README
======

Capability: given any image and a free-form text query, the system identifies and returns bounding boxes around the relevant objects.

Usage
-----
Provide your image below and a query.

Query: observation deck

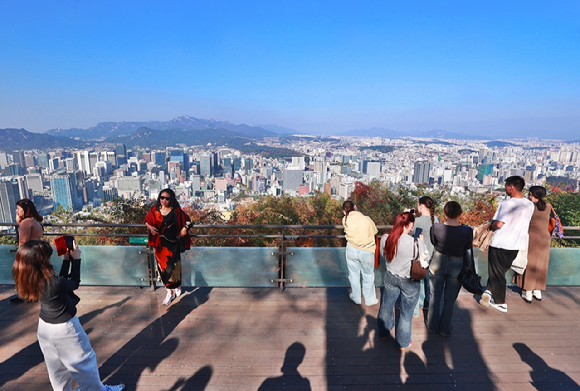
[1,223,579,390]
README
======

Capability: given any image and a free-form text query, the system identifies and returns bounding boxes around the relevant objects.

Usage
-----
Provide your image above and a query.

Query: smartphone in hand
[414,228,423,239]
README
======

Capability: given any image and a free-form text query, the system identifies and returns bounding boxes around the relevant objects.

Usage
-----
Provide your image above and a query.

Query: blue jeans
[345,244,377,305]
[377,269,420,348]
[427,251,463,336]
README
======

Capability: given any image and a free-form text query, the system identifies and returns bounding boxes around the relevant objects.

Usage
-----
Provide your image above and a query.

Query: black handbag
[178,236,186,253]
[410,238,427,281]
[458,247,483,295]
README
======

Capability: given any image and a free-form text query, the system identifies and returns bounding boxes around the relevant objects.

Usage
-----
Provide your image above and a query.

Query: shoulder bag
[549,204,564,238]
[458,247,484,295]
[410,238,427,281]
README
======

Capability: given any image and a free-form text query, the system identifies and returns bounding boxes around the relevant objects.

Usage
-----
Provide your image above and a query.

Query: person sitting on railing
[145,188,191,306]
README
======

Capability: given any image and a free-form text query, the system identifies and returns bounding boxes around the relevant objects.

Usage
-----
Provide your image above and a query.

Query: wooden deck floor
[1,284,579,391]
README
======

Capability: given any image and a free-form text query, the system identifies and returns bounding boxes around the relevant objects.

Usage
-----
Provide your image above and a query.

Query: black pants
[487,246,519,304]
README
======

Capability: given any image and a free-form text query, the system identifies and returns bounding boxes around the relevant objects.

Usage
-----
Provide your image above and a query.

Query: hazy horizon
[1,1,579,140]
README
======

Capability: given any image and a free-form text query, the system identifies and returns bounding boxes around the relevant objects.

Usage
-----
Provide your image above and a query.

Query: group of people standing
[342,176,555,350]
[8,177,557,388]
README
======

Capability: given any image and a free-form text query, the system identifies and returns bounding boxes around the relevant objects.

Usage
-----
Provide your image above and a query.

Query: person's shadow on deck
[162,365,213,391]
[258,342,311,391]
[99,285,212,390]
[513,342,580,391]
[0,296,131,388]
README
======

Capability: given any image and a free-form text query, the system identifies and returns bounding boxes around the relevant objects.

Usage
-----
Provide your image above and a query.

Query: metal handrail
[1,222,580,239]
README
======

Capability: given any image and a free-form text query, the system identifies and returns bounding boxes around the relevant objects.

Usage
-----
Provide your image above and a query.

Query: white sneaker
[174,287,182,297]
[349,293,361,305]
[532,290,542,301]
[480,290,492,308]
[489,300,508,313]
[521,290,533,303]
[365,299,379,306]
[162,290,175,305]
[104,384,126,391]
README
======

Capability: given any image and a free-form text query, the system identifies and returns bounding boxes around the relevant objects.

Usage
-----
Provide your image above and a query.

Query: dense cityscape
[1,135,579,227]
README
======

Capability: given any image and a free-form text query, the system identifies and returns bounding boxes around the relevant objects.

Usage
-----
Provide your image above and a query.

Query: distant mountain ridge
[47,115,277,140]
[254,124,300,135]
[0,128,86,151]
[339,127,404,138]
[340,127,490,140]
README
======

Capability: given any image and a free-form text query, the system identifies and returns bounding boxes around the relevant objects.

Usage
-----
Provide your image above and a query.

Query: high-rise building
[51,172,79,211]
[477,164,494,182]
[154,151,166,168]
[413,161,432,184]
[222,157,233,178]
[0,152,8,169]
[0,181,18,223]
[115,144,127,158]
[233,157,242,172]
[17,177,29,200]
[37,153,49,168]
[25,173,44,193]
[200,154,213,177]
[282,168,303,192]
[170,149,190,173]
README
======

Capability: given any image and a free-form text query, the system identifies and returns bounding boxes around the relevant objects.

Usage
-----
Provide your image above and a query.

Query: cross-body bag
[410,238,427,281]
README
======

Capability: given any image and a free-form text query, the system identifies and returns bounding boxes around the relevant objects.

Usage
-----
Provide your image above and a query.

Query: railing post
[269,227,293,291]
[148,245,157,291]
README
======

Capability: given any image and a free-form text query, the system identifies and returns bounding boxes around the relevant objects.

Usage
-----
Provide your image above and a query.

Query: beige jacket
[343,211,378,253]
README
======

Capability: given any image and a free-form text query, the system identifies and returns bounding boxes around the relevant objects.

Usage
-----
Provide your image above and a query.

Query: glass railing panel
[546,248,580,285]
[0,245,18,284]
[474,247,580,286]
[0,244,149,286]
[180,247,279,287]
[284,247,386,287]
[71,245,150,286]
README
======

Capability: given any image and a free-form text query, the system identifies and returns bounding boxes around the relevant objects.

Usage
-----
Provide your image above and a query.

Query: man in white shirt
[480,176,535,313]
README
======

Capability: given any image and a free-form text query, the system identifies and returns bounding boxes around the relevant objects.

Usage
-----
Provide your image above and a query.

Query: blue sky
[1,1,579,139]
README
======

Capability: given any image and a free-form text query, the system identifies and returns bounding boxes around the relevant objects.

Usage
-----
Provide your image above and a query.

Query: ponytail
[418,196,435,225]
[342,200,356,227]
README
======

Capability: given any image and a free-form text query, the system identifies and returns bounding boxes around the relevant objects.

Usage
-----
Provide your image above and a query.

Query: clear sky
[1,1,579,139]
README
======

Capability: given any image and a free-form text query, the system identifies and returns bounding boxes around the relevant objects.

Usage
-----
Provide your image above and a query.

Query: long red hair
[384,212,415,262]
[13,240,54,302]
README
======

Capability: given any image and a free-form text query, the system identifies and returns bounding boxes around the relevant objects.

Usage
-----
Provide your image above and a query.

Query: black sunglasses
[159,196,171,201]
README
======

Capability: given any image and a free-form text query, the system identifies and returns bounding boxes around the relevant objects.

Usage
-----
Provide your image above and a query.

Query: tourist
[12,240,125,391]
[377,211,427,349]
[513,186,553,303]
[145,189,191,305]
[427,201,473,336]
[412,196,439,316]
[342,200,379,306]
[480,176,534,313]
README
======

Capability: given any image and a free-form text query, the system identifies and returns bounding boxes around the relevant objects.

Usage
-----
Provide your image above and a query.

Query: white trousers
[345,244,377,304]
[37,316,105,391]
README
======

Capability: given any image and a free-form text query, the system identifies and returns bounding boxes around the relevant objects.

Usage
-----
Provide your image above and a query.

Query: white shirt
[490,197,535,250]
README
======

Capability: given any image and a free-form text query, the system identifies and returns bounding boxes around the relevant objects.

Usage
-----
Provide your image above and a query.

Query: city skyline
[1,1,579,139]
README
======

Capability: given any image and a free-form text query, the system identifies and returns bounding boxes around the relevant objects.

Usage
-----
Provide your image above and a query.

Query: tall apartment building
[413,161,432,184]
[0,181,18,223]
[51,172,80,211]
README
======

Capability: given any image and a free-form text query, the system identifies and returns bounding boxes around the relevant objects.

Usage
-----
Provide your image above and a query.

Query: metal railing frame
[2,222,579,291]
